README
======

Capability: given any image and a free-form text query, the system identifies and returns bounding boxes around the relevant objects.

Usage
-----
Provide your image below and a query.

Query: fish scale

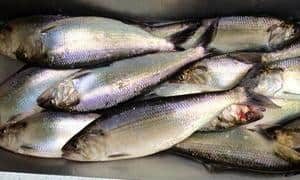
[219,16,282,29]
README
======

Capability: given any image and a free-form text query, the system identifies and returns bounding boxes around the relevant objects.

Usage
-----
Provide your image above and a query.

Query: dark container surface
[0,1,299,179]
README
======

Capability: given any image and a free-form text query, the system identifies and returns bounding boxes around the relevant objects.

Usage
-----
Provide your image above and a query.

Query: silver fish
[0,16,174,68]
[262,42,300,63]
[250,58,300,100]
[147,53,258,98]
[38,47,205,112]
[207,16,299,53]
[0,111,100,158]
[62,87,258,161]
[173,129,299,173]
[0,67,78,126]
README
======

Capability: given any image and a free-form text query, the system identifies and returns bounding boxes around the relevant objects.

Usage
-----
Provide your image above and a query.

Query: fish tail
[196,18,219,48]
[227,52,263,64]
[37,79,80,110]
[234,87,280,109]
[169,23,203,47]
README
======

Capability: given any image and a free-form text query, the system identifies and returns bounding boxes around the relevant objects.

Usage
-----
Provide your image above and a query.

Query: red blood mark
[237,110,247,122]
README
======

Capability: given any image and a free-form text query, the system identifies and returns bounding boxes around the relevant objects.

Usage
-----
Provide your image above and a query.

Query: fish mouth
[37,80,80,110]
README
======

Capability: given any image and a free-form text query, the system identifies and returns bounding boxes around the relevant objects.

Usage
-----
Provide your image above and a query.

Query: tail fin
[228,52,263,64]
[234,87,280,109]
[197,18,219,48]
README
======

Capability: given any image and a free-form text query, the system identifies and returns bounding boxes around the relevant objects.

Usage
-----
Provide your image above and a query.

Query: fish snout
[62,133,107,162]
[0,122,26,151]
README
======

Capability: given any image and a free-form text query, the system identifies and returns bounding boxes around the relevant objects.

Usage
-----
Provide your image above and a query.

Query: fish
[207,16,299,53]
[147,53,259,98]
[61,87,269,162]
[0,111,100,158]
[0,16,174,68]
[248,58,300,100]
[37,47,206,112]
[173,129,300,173]
[262,42,300,63]
[0,67,78,127]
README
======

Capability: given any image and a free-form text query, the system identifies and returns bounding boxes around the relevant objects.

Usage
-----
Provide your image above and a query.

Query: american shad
[61,87,273,161]
[38,47,205,112]
[0,16,174,68]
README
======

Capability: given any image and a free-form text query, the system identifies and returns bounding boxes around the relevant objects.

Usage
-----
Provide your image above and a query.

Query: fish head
[37,78,80,111]
[0,21,44,61]
[0,121,28,152]
[62,129,107,161]
[172,61,209,84]
[268,22,299,49]
[253,69,283,97]
[214,104,264,130]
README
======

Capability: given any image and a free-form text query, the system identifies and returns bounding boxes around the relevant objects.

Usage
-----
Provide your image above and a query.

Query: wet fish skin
[38,47,205,112]
[251,58,300,100]
[0,16,174,68]
[0,67,78,126]
[148,53,257,98]
[262,42,300,63]
[62,87,250,161]
[0,111,100,158]
[173,129,298,172]
[207,16,299,53]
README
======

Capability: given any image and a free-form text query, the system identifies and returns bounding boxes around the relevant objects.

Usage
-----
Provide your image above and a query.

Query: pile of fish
[0,15,300,173]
